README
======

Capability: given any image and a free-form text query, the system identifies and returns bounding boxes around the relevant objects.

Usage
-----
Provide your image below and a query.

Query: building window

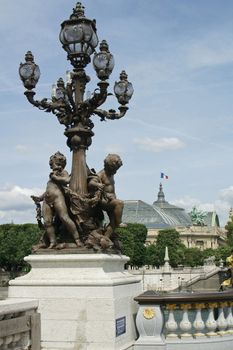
[196,240,204,250]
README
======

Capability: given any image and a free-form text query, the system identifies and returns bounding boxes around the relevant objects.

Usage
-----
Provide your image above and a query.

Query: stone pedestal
[8,254,142,350]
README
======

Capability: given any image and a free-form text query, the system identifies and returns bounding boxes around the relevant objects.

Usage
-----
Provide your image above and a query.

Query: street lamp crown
[100,40,109,52]
[70,2,85,19]
[25,51,34,62]
[120,70,128,81]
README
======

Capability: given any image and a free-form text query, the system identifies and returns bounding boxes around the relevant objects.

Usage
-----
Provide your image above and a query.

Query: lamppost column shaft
[69,71,89,195]
[70,147,88,194]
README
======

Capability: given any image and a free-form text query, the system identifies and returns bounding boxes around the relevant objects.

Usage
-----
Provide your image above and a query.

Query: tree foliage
[117,223,147,267]
[0,224,41,273]
[0,222,231,272]
[183,248,204,267]
[214,246,232,264]
[145,229,231,268]
[117,227,134,259]
[153,229,186,267]
[225,217,233,246]
[145,244,160,267]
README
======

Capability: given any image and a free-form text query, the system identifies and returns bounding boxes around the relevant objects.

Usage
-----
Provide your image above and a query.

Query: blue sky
[1,0,233,226]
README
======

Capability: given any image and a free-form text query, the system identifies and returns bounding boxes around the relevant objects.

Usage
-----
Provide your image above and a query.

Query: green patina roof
[122,183,220,229]
[122,184,192,229]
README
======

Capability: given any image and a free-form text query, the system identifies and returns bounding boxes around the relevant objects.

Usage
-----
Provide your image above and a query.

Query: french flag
[161,172,168,179]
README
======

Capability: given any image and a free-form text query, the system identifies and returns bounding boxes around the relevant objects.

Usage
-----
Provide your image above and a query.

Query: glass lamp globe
[19,51,40,90]
[114,71,134,105]
[93,40,114,80]
[59,2,98,68]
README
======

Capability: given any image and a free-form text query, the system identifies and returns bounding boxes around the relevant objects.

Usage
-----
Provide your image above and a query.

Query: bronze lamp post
[19,2,133,195]
[18,2,133,251]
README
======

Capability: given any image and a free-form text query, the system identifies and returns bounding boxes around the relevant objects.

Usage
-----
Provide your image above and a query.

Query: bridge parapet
[0,299,40,350]
[134,290,233,350]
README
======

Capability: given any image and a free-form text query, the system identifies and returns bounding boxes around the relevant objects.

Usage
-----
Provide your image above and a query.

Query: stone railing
[0,299,40,350]
[134,290,233,350]
[128,264,220,292]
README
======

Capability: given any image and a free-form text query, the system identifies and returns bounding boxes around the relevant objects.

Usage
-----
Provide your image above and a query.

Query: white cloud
[105,144,125,154]
[171,196,201,211]
[134,137,185,153]
[187,43,233,69]
[171,195,231,227]
[0,186,43,211]
[185,28,233,69]
[219,186,233,202]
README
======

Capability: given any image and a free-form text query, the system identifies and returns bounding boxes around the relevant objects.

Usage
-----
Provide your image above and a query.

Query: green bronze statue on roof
[190,206,207,226]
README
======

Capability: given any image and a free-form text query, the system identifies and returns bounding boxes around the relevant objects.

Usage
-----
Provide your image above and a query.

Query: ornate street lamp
[19,2,133,250]
[59,2,98,69]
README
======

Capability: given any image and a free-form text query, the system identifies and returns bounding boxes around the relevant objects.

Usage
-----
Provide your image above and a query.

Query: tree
[154,229,185,267]
[183,248,204,267]
[145,244,160,267]
[117,226,134,259]
[225,217,233,246]
[0,224,41,274]
[215,246,232,264]
[117,223,147,267]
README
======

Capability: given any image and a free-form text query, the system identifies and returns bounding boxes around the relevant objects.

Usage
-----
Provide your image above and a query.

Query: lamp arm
[24,90,73,126]
[93,105,128,121]
[82,81,109,111]
[66,83,76,110]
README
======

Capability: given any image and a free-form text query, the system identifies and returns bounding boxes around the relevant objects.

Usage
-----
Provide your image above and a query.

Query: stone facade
[147,225,226,249]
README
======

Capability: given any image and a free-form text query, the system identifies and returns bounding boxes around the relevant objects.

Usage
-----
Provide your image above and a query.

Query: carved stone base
[8,254,142,350]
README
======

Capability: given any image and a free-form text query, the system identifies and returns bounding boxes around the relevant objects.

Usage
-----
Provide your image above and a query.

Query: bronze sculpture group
[32,152,124,251]
[19,3,133,252]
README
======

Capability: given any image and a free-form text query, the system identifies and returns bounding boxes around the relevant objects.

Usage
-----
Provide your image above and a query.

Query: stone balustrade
[0,299,40,350]
[128,264,220,292]
[134,290,233,350]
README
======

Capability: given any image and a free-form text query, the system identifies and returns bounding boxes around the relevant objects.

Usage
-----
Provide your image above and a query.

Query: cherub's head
[104,154,122,175]
[49,151,66,171]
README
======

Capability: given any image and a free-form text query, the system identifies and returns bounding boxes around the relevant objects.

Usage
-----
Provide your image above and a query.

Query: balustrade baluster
[179,304,192,338]
[193,303,205,337]
[21,331,31,348]
[165,304,178,338]
[217,302,228,335]
[11,333,21,348]
[2,335,13,350]
[226,301,233,334]
[206,302,218,337]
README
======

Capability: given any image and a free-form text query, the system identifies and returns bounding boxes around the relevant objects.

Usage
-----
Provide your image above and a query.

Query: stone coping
[24,253,129,262]
[0,298,38,315]
[134,289,233,304]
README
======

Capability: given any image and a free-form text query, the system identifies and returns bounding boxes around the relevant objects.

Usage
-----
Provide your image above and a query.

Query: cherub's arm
[88,175,105,192]
[50,170,70,185]
[31,193,46,203]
